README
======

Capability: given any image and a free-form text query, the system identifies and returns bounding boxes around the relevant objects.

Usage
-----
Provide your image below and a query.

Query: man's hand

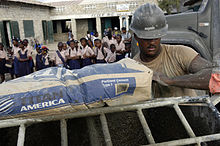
[152,72,171,86]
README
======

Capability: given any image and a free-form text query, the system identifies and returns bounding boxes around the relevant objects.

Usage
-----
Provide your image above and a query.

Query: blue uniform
[68,48,81,70]
[36,54,43,71]
[18,50,30,77]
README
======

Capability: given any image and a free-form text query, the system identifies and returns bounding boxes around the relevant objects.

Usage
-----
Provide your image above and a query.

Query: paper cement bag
[0,58,153,119]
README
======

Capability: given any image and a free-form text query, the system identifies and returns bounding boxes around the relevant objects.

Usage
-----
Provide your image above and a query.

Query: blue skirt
[0,59,6,75]
[96,59,106,64]
[14,57,19,75]
[82,58,92,67]
[18,61,30,77]
[116,54,125,62]
[69,59,81,70]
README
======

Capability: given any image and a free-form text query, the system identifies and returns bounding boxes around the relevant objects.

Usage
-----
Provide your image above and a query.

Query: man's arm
[153,55,213,90]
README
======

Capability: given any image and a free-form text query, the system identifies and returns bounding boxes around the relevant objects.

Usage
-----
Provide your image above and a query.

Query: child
[23,39,34,73]
[102,31,117,49]
[94,39,109,63]
[16,42,31,77]
[12,39,20,77]
[67,40,81,70]
[63,43,68,53]
[35,45,43,71]
[51,42,68,68]
[41,46,50,69]
[115,34,125,61]
[6,47,14,79]
[0,43,7,83]
[105,44,116,63]
[80,38,95,67]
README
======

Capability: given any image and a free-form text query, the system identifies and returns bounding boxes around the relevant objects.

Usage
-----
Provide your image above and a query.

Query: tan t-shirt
[134,44,199,98]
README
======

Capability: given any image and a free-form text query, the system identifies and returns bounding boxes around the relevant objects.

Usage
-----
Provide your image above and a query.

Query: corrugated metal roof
[7,0,55,7]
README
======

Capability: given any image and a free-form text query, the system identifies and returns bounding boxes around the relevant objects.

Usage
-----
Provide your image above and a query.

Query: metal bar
[17,124,26,146]
[60,119,68,146]
[137,109,155,144]
[0,96,211,129]
[100,113,112,146]
[86,117,102,146]
[143,133,220,146]
[173,104,201,146]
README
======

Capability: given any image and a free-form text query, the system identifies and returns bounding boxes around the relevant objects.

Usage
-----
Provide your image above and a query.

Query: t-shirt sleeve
[88,47,94,55]
[104,47,109,54]
[173,45,199,72]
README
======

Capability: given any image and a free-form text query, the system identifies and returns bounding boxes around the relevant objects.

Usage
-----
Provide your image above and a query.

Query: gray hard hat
[130,3,168,39]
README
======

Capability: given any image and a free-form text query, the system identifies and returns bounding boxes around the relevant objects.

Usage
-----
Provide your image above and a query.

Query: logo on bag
[21,98,65,112]
[0,96,14,114]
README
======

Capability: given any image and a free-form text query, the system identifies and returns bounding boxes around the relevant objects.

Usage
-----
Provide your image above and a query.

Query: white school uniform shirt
[121,32,131,41]
[95,46,109,60]
[43,54,50,66]
[69,47,82,58]
[92,36,98,44]
[52,49,68,65]
[102,36,117,49]
[25,45,33,54]
[105,51,116,63]
[16,48,31,59]
[0,49,8,59]
[115,41,125,55]
[12,46,20,58]
[81,45,94,59]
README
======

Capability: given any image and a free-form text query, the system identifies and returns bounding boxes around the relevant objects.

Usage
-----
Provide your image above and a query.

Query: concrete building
[0,0,158,47]
[0,0,54,47]
[50,0,158,41]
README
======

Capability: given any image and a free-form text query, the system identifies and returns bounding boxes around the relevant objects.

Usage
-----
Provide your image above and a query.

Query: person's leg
[0,74,5,83]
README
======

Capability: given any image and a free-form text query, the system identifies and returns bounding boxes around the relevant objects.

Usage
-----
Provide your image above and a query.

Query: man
[121,27,132,43]
[130,3,212,98]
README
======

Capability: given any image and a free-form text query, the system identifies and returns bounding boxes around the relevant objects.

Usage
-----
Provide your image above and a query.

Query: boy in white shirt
[105,44,116,63]
[94,39,109,63]
[115,35,125,61]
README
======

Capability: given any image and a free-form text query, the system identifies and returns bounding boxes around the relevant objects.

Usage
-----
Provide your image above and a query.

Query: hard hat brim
[130,24,168,39]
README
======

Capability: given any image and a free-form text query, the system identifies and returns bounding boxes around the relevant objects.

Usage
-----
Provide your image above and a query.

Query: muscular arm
[154,55,213,90]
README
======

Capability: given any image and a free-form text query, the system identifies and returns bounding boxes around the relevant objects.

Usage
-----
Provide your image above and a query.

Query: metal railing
[0,96,220,146]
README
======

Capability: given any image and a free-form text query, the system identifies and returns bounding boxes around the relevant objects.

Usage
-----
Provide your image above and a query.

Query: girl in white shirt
[80,38,95,67]
[67,40,81,69]
[0,43,8,83]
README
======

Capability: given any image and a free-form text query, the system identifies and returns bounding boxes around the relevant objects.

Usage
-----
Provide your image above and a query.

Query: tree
[158,0,181,14]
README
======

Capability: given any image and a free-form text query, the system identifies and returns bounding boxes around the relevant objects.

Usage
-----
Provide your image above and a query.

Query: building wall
[50,0,158,40]
[50,0,158,19]
[76,19,88,40]
[0,2,51,44]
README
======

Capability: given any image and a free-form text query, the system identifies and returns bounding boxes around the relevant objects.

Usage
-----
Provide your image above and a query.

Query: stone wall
[0,2,51,44]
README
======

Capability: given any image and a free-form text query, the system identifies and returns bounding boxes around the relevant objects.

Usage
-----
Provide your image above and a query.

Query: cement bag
[0,58,153,119]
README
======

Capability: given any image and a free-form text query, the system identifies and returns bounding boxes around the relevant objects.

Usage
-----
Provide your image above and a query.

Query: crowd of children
[0,27,131,83]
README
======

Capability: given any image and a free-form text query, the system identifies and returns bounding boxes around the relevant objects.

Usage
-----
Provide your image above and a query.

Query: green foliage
[158,0,181,14]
